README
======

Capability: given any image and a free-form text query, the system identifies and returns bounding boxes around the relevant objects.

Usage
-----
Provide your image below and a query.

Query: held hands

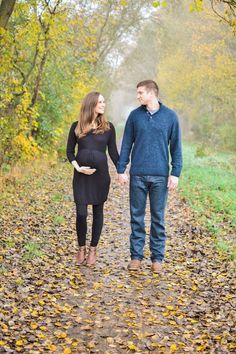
[167,175,179,191]
[71,160,96,175]
[118,173,129,185]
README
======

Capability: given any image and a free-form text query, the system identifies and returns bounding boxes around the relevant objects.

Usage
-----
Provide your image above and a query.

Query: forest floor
[0,161,235,353]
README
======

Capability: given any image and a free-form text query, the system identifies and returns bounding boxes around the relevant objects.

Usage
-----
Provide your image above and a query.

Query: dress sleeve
[66,122,77,162]
[107,122,119,167]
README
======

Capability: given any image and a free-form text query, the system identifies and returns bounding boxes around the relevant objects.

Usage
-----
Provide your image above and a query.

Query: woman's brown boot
[76,246,86,265]
[86,246,97,266]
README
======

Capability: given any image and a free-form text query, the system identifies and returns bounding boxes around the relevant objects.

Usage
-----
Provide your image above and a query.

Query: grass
[179,144,236,259]
[53,215,66,225]
[22,241,45,260]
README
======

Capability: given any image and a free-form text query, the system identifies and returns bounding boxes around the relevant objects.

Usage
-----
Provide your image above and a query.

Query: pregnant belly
[76,150,108,170]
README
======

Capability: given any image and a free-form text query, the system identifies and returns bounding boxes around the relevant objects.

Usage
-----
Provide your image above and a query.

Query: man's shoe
[127,259,141,271]
[151,261,162,273]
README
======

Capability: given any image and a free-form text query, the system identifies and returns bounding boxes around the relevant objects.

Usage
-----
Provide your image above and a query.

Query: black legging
[76,203,104,247]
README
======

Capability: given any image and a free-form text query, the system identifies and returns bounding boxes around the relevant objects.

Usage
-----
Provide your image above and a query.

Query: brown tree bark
[0,0,16,29]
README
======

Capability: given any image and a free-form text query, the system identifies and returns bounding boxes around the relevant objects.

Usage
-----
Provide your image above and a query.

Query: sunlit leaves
[189,0,203,12]
[0,160,235,352]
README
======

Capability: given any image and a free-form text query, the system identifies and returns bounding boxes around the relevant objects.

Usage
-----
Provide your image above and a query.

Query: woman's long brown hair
[75,91,110,138]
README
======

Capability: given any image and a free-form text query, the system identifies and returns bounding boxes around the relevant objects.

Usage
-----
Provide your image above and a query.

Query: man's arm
[168,114,183,191]
[117,114,134,174]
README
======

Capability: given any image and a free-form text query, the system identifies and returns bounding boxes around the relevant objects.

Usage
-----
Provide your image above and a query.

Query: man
[117,80,182,272]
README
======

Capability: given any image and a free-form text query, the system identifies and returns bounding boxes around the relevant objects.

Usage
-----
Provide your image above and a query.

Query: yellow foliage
[12,134,41,161]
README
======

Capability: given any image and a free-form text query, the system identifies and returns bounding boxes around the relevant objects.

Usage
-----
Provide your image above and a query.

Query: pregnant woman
[66,91,119,266]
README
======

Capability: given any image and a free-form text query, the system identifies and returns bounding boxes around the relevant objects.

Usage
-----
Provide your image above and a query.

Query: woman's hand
[78,166,96,175]
[71,160,96,175]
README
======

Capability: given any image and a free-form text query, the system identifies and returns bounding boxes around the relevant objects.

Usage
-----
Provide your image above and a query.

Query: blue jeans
[129,175,168,262]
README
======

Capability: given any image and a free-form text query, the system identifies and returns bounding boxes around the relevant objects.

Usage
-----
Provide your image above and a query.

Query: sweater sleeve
[169,114,183,177]
[66,122,77,163]
[116,113,134,173]
[107,122,119,167]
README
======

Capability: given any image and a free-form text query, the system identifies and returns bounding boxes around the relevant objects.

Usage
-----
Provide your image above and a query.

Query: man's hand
[167,175,179,191]
[118,173,128,185]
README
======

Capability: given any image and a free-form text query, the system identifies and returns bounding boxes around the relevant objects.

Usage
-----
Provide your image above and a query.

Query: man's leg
[129,176,148,262]
[149,176,168,264]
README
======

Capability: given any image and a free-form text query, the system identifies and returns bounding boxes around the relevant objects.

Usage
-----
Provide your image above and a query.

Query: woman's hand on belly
[72,160,96,175]
[78,166,96,175]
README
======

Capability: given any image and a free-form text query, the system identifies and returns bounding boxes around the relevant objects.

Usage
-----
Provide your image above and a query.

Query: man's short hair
[136,80,159,97]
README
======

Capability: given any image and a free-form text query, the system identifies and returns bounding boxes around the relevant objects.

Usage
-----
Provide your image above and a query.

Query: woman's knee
[76,204,88,217]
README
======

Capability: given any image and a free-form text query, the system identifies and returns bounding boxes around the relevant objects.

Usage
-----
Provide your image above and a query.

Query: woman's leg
[86,203,104,266]
[76,204,88,246]
[90,203,104,247]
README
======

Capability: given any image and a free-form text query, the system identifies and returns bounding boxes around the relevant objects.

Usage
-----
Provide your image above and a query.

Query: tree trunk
[0,0,16,29]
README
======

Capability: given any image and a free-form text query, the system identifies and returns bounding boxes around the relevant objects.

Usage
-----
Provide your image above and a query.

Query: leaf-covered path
[0,161,235,353]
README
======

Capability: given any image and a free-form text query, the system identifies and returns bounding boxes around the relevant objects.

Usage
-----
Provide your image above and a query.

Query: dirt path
[0,161,235,353]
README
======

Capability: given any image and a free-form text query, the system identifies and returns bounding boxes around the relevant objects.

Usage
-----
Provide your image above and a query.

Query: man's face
[136,86,152,105]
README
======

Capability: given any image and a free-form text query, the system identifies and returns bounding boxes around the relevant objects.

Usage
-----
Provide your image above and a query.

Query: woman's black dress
[66,121,119,205]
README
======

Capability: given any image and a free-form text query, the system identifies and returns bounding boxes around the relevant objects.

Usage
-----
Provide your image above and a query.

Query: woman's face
[94,94,105,116]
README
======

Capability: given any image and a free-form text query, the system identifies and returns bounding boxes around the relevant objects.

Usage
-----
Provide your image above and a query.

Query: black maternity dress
[66,121,119,205]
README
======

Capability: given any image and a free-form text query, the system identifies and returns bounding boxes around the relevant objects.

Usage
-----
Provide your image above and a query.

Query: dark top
[117,103,183,177]
[66,121,119,204]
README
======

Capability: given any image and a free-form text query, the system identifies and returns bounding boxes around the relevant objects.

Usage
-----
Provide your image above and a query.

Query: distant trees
[0,0,153,167]
[156,2,236,150]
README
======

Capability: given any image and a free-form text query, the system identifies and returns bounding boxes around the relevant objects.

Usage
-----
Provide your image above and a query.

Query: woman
[66,91,119,266]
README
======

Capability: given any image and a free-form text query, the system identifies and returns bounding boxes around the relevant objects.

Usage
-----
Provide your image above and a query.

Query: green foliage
[179,144,236,257]
[53,215,66,225]
[52,193,64,202]
[195,144,209,158]
[1,0,151,167]
[22,241,45,260]
[157,2,236,151]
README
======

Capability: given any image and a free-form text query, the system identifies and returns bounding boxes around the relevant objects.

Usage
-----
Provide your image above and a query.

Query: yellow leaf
[16,340,23,346]
[93,282,103,289]
[63,349,72,354]
[197,346,206,351]
[40,326,48,331]
[54,322,62,327]
[166,305,174,310]
[127,342,138,350]
[30,323,38,329]
[47,344,57,351]
[87,342,96,348]
[55,331,67,339]
[170,343,178,351]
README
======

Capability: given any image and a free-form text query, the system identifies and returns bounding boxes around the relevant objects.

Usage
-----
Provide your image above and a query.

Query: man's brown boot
[86,246,97,266]
[151,261,162,273]
[76,246,86,266]
[127,259,141,271]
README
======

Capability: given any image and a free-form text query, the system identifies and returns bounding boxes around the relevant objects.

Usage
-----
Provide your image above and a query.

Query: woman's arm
[66,122,96,175]
[66,122,77,163]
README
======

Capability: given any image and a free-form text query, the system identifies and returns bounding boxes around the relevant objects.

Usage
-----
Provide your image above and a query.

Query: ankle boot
[76,246,86,265]
[86,246,96,266]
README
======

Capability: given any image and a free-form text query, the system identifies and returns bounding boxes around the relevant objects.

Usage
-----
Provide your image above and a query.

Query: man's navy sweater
[117,103,183,177]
